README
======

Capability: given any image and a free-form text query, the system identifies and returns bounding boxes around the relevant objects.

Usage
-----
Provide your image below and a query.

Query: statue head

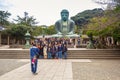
[61,9,69,21]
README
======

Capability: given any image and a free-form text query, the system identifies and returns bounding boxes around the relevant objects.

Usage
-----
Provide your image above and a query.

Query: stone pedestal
[52,34,79,38]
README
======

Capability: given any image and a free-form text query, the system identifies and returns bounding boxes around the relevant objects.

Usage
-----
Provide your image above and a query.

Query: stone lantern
[25,31,31,48]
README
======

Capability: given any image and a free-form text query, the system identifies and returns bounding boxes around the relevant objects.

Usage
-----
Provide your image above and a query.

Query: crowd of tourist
[30,38,69,74]
[33,38,69,59]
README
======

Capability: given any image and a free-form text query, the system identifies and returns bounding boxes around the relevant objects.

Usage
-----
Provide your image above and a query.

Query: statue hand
[57,32,62,35]
[68,31,73,35]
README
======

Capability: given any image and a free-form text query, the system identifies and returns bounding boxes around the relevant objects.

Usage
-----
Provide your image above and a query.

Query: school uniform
[30,46,39,73]
[63,45,68,59]
[55,45,58,58]
[51,46,56,59]
[47,47,52,59]
[58,45,63,59]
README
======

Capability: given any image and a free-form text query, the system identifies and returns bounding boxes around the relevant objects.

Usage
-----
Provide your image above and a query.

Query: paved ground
[72,59,120,80]
[0,59,29,76]
[0,59,120,80]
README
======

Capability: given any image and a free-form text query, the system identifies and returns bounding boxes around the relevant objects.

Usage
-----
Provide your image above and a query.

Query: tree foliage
[0,10,11,26]
[93,0,120,5]
[14,12,38,27]
[32,26,43,36]
[10,24,30,39]
[46,25,56,35]
[93,0,120,10]
[71,8,104,28]
[32,25,56,36]
[85,5,120,42]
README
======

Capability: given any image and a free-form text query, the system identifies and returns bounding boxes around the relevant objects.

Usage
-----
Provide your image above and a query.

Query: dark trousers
[31,59,38,73]
[58,51,62,59]
[63,52,67,59]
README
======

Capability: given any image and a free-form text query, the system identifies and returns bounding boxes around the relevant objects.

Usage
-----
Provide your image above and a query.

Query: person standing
[30,43,39,74]
[63,44,68,59]
[51,45,56,59]
[43,45,47,59]
[47,44,52,59]
[58,42,63,59]
[55,42,58,59]
[39,44,44,59]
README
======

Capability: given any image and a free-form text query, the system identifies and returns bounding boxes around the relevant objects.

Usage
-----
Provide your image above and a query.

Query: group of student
[38,41,68,59]
[30,38,68,74]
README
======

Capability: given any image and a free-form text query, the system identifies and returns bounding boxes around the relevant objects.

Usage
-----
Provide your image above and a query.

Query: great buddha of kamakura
[53,9,79,37]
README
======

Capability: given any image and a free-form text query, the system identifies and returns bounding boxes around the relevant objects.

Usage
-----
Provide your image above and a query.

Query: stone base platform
[0,48,120,59]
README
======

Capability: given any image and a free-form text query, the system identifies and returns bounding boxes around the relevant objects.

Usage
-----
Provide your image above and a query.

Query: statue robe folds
[55,19,75,35]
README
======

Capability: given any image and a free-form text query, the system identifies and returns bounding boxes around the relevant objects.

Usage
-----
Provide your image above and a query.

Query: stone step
[0,49,120,59]
[68,54,120,56]
[68,57,120,59]
[68,51,120,54]
[67,49,120,59]
[68,55,120,57]
[68,53,120,55]
[68,50,120,53]
[0,55,29,59]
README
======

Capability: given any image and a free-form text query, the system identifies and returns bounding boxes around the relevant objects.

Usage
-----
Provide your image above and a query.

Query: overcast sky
[0,0,102,26]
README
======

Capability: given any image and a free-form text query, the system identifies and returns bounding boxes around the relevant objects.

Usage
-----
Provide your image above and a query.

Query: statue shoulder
[55,20,61,24]
[55,20,61,26]
[69,19,75,23]
[68,19,75,26]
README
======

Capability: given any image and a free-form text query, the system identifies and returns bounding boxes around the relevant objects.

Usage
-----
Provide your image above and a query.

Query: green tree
[32,26,43,36]
[93,0,120,10]
[0,10,11,26]
[33,25,56,36]
[47,25,56,35]
[14,12,38,27]
[85,5,120,48]
[10,24,31,43]
[71,8,104,28]
[93,0,120,5]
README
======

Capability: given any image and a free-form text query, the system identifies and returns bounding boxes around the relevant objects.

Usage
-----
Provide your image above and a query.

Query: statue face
[61,10,69,21]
